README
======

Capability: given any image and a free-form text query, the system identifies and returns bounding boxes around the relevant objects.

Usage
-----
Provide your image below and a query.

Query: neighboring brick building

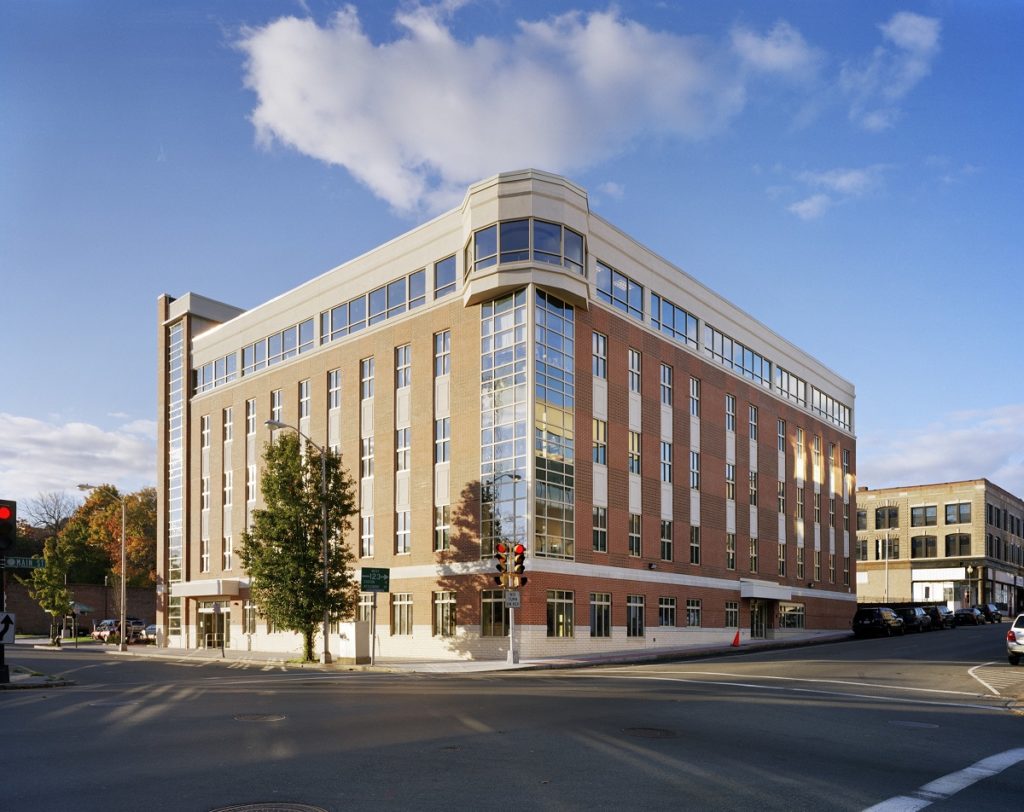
[157,170,857,660]
[855,479,1024,613]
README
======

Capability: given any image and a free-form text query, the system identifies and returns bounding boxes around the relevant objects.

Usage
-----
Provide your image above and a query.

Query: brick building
[157,170,857,660]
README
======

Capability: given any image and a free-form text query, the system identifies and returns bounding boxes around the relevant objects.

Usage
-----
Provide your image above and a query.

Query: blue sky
[2,0,1022,509]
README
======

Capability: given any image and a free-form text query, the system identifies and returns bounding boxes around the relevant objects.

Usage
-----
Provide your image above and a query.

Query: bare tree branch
[24,491,76,533]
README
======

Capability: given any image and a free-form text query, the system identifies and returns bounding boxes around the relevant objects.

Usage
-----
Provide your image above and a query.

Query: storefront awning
[169,579,245,598]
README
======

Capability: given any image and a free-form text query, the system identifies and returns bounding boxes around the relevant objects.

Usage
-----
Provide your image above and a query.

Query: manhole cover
[624,727,677,739]
[889,721,939,729]
[209,805,327,812]
[234,713,286,722]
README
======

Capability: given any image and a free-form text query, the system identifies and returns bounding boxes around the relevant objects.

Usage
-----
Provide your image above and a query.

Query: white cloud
[788,193,831,220]
[857,404,1024,498]
[731,20,822,80]
[0,413,156,507]
[236,5,747,213]
[840,11,940,131]
[597,181,625,199]
[798,165,884,196]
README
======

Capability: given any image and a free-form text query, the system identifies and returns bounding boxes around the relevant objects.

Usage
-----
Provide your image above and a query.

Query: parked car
[896,607,932,633]
[139,624,159,643]
[954,607,984,626]
[1007,614,1024,666]
[924,605,955,630]
[852,606,904,637]
[974,604,1003,623]
[91,619,119,641]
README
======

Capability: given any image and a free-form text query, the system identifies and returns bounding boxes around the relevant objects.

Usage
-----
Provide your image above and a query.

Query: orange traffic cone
[731,630,741,647]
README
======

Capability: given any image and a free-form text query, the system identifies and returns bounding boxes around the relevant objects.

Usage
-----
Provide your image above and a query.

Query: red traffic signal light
[493,541,509,586]
[512,543,526,575]
[0,499,16,552]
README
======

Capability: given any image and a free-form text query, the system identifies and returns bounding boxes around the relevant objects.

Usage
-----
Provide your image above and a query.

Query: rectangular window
[777,419,786,453]
[660,363,673,406]
[222,535,233,570]
[596,261,644,320]
[778,542,786,576]
[876,537,899,561]
[689,377,700,417]
[628,513,642,557]
[434,418,450,464]
[910,505,937,527]
[660,520,673,561]
[361,436,374,478]
[777,480,786,514]
[748,405,758,441]
[689,525,701,565]
[829,552,836,583]
[660,441,672,482]
[628,431,641,475]
[843,557,850,586]
[726,533,736,570]
[593,506,608,552]
[546,590,574,638]
[270,390,282,424]
[433,591,456,637]
[246,399,256,436]
[434,505,451,551]
[814,550,821,582]
[298,380,310,420]
[243,602,256,635]
[223,407,233,442]
[797,545,805,579]
[856,538,868,561]
[327,370,341,410]
[686,599,702,627]
[201,475,210,511]
[829,497,836,528]
[592,419,607,465]
[360,358,374,400]
[434,255,456,299]
[749,471,758,506]
[395,345,411,389]
[814,492,821,524]
[360,515,374,557]
[223,469,233,507]
[246,464,256,503]
[434,330,451,377]
[592,332,607,379]
[725,394,736,432]
[628,349,641,393]
[725,601,739,628]
[481,590,509,637]
[690,451,700,490]
[796,428,805,472]
[626,595,645,637]
[659,597,677,627]
[726,463,736,501]
[590,592,611,638]
[797,487,805,520]
[395,510,411,554]
[357,594,373,624]
[201,415,210,448]
[813,435,821,481]
[857,509,867,530]
[200,538,210,572]
[651,292,699,348]
[946,502,971,524]
[391,593,412,636]
[749,538,759,573]
[396,427,411,472]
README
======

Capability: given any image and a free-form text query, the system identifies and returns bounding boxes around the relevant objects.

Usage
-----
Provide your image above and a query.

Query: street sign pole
[371,593,377,667]
[0,556,9,683]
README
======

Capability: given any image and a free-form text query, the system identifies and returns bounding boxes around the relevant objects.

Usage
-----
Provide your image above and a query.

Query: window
[813,492,821,524]
[481,590,508,637]
[629,513,642,557]
[796,428,805,470]
[246,399,256,436]
[270,389,282,424]
[814,550,821,581]
[223,407,233,442]
[626,595,645,637]
[360,516,374,557]
[298,380,310,420]
[659,597,677,627]
[628,349,641,393]
[775,365,808,408]
[592,419,607,465]
[246,464,256,503]
[797,487,805,520]
[725,601,739,627]
[875,506,899,529]
[395,510,411,554]
[659,441,673,483]
[778,542,786,576]
[327,371,341,412]
[857,510,867,530]
[201,415,210,448]
[726,533,736,570]
[434,330,451,377]
[812,435,821,482]
[628,431,641,475]
[911,505,937,527]
[856,538,868,561]
[360,358,374,400]
[777,480,786,514]
[651,292,699,348]
[876,536,899,560]
[590,593,611,637]
[434,505,451,551]
[749,471,758,507]
[690,451,700,490]
[391,593,413,635]
[946,502,971,524]
[689,377,700,417]
[201,475,210,511]
[596,261,643,320]
[200,538,210,572]
[395,345,411,389]
[396,428,411,472]
[748,405,758,441]
[592,332,607,379]
[797,545,805,579]
[829,497,835,528]
[223,470,233,507]
[945,533,971,557]
[911,535,937,558]
[725,394,735,431]
[434,255,457,299]
[660,520,673,561]
[473,219,583,274]
[361,437,374,478]
[749,538,759,573]
[777,419,786,453]
[546,590,574,637]
[223,535,233,570]
[660,364,673,406]
[726,463,736,501]
[704,323,772,388]
[779,603,806,629]
[434,418,450,464]
[433,591,456,637]
[593,507,607,552]
[829,553,836,583]
[243,602,257,635]
[689,525,701,565]
[686,599,702,627]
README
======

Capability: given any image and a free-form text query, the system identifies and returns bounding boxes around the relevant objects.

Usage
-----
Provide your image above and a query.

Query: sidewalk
[2,631,851,688]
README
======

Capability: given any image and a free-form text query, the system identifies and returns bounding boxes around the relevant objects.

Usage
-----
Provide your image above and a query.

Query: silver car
[1007,614,1024,666]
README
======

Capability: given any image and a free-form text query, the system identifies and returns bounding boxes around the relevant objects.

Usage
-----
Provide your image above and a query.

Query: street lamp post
[265,419,332,665]
[78,484,127,652]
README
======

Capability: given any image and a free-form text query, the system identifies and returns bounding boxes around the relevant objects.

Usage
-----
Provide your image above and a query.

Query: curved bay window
[470,219,584,276]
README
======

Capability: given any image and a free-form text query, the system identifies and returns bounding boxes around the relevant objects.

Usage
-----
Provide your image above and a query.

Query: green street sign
[5,556,45,569]
[361,567,390,593]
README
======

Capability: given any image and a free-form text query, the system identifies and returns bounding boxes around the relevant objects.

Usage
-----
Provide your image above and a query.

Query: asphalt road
[3,622,1021,812]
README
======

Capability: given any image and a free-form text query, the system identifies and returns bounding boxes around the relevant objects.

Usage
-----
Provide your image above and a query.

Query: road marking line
[967,662,1000,695]
[863,747,1024,811]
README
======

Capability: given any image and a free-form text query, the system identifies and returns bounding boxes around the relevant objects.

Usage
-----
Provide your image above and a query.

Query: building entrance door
[750,599,767,639]
[197,602,229,649]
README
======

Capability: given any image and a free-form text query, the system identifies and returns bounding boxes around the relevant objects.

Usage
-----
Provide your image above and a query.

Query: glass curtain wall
[167,321,184,637]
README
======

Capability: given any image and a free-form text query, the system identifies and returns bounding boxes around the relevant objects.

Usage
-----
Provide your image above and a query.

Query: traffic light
[494,541,508,586]
[512,542,527,586]
[0,499,15,552]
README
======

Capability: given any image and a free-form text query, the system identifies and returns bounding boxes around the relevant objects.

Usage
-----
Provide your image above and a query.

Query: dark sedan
[954,607,984,626]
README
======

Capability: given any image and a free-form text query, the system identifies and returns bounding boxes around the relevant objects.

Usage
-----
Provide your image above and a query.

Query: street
[3,623,1022,811]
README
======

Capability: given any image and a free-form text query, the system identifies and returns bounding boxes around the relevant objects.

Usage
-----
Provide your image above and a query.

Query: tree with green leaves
[240,432,359,662]
[20,536,73,645]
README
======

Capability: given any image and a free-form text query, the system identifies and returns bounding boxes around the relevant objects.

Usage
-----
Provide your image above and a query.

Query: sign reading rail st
[360,567,390,593]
